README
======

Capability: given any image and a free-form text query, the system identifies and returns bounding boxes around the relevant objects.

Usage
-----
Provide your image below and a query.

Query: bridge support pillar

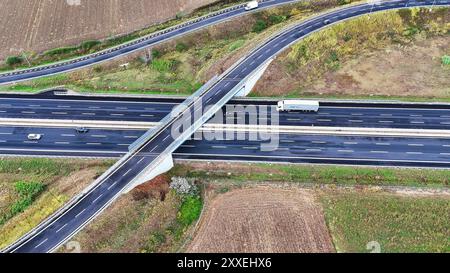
[234,58,274,97]
[122,154,174,194]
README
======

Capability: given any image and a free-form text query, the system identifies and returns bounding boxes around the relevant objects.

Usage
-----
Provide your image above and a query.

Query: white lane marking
[88,106,100,109]
[122,169,132,178]
[410,121,425,124]
[34,238,48,249]
[281,140,295,143]
[58,105,71,108]
[82,113,96,116]
[86,143,101,145]
[22,111,36,114]
[371,151,389,154]
[92,194,103,204]
[111,113,124,116]
[442,145,450,147]
[124,136,139,139]
[137,157,145,165]
[317,119,332,122]
[163,135,171,142]
[440,153,450,156]
[379,120,394,123]
[306,149,322,152]
[376,143,391,146]
[52,112,68,115]
[107,180,119,190]
[338,150,354,153]
[181,145,196,148]
[0,132,12,135]
[312,141,326,144]
[344,142,358,145]
[407,152,423,155]
[29,105,40,107]
[349,120,363,123]
[151,144,159,152]
[92,135,107,138]
[212,146,227,149]
[287,118,302,121]
[351,113,363,116]
[408,144,424,147]
[55,142,70,145]
[75,209,86,218]
[61,134,75,137]
[56,223,68,234]
[243,146,258,150]
[117,144,130,146]
[140,114,154,117]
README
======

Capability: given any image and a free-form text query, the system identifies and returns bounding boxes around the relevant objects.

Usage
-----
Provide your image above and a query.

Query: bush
[175,43,188,52]
[151,59,178,73]
[152,49,161,59]
[5,56,23,66]
[442,55,450,66]
[80,40,101,51]
[44,46,79,56]
[252,19,267,33]
[177,195,202,227]
[269,15,287,25]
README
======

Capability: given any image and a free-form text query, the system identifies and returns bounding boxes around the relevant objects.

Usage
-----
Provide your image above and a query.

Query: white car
[27,134,42,141]
[245,1,259,11]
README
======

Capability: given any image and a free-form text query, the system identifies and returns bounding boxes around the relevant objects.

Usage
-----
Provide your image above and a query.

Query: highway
[0,0,299,85]
[4,0,450,253]
[1,95,450,129]
[1,126,449,168]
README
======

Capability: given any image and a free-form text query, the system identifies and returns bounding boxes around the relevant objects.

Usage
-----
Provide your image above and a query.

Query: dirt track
[187,187,335,253]
[0,0,216,59]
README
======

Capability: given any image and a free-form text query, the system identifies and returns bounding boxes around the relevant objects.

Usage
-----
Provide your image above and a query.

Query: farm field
[0,0,217,60]
[187,187,335,253]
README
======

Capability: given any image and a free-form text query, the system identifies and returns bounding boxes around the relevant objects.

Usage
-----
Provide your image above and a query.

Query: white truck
[276,100,320,112]
[245,1,259,11]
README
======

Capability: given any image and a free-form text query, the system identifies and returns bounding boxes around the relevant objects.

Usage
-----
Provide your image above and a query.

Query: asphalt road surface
[5,0,450,253]
[1,96,450,129]
[1,126,449,168]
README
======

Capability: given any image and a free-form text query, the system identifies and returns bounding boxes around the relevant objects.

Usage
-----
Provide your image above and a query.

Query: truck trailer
[276,100,320,112]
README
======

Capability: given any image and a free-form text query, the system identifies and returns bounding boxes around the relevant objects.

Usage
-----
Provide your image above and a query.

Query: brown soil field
[187,187,335,253]
[0,0,217,59]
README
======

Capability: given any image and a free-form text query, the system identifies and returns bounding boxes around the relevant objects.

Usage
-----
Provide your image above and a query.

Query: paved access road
[1,96,450,129]
[1,126,449,168]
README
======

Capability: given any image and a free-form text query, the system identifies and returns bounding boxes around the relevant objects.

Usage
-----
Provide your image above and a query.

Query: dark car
[76,127,89,134]
[323,19,331,25]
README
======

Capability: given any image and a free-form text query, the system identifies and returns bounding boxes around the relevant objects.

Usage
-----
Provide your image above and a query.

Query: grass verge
[320,192,450,252]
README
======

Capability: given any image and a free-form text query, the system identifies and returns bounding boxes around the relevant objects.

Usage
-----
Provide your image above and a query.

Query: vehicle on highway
[323,19,331,25]
[245,1,259,11]
[27,134,42,141]
[76,127,89,134]
[276,100,320,112]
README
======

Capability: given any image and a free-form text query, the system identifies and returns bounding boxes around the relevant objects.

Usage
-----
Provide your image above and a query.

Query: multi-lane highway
[1,126,450,168]
[4,0,450,253]
[1,95,450,129]
[0,0,299,85]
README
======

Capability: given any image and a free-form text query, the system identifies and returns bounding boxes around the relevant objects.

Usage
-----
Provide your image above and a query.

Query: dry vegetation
[254,8,450,99]
[0,0,219,60]
[187,187,335,253]
[0,158,112,249]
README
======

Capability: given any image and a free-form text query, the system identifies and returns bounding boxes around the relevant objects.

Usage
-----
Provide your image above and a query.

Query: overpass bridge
[5,0,450,253]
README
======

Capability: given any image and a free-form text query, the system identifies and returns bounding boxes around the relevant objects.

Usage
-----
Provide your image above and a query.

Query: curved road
[0,0,298,85]
[4,0,450,253]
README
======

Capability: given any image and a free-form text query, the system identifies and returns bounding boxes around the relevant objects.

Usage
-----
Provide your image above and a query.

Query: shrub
[44,46,79,56]
[177,195,202,227]
[5,56,23,66]
[151,59,178,73]
[252,19,267,33]
[442,55,450,66]
[175,42,188,52]
[80,40,101,51]
[151,49,161,59]
[269,15,287,25]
